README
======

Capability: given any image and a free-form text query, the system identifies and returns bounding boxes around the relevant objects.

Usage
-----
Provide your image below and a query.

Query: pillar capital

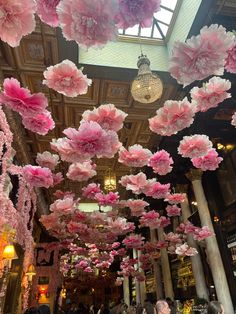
[175,184,188,194]
[186,169,203,182]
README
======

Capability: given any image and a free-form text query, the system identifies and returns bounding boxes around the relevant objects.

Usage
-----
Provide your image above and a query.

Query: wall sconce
[3,244,18,268]
[26,264,36,282]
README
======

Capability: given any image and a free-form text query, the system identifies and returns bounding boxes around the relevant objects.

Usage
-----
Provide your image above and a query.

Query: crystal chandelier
[131,54,163,103]
[104,168,116,191]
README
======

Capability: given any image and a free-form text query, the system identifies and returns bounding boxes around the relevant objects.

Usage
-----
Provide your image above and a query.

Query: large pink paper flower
[175,243,198,256]
[118,144,152,167]
[66,161,97,182]
[190,77,231,113]
[36,151,59,170]
[193,226,215,241]
[225,41,236,73]
[107,217,134,235]
[165,193,185,204]
[81,104,127,132]
[148,150,173,175]
[122,234,144,249]
[164,232,182,244]
[50,197,75,215]
[139,210,160,229]
[50,138,84,163]
[95,192,119,206]
[126,199,149,217]
[231,112,236,127]
[36,0,60,27]
[82,183,101,199]
[149,98,195,136]
[166,205,181,217]
[0,0,36,47]
[43,60,92,97]
[0,78,48,117]
[144,181,170,199]
[169,24,235,86]
[22,165,53,188]
[119,172,148,195]
[115,0,161,29]
[22,110,55,135]
[178,134,213,158]
[191,148,223,171]
[57,0,118,50]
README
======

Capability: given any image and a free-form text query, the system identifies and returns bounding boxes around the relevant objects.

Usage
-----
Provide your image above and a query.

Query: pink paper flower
[107,217,134,235]
[40,213,59,230]
[144,181,170,199]
[95,192,119,206]
[119,172,148,195]
[166,205,181,217]
[148,150,173,175]
[67,221,88,235]
[0,0,36,47]
[36,0,60,27]
[22,110,55,135]
[169,24,235,86]
[66,161,97,182]
[165,193,185,204]
[50,138,84,163]
[191,148,223,171]
[225,41,236,73]
[159,216,171,228]
[50,197,75,215]
[82,183,101,199]
[175,243,198,256]
[43,60,92,97]
[81,104,127,132]
[118,144,152,167]
[232,112,236,127]
[122,234,144,249]
[190,77,231,113]
[36,151,59,170]
[193,226,215,241]
[178,134,213,158]
[139,210,160,229]
[23,165,53,188]
[115,0,161,29]
[149,98,195,136]
[0,78,48,117]
[57,0,118,50]
[52,172,64,186]
[164,232,182,244]
[126,199,149,217]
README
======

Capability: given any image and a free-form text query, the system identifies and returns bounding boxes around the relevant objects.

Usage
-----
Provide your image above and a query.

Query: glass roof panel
[154,8,173,24]
[161,0,178,10]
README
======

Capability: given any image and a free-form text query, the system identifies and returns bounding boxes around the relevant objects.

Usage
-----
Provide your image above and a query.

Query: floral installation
[149,98,195,136]
[126,199,149,217]
[52,172,64,186]
[81,104,127,132]
[82,183,102,199]
[43,60,92,97]
[175,243,198,257]
[122,234,145,249]
[36,151,60,170]
[66,161,97,182]
[225,39,236,73]
[192,226,215,241]
[94,192,120,206]
[118,144,152,167]
[22,110,55,135]
[191,148,223,171]
[119,172,149,195]
[22,165,54,188]
[166,205,181,217]
[36,0,60,27]
[178,134,213,159]
[190,77,231,113]
[148,150,173,175]
[144,181,170,199]
[165,193,185,204]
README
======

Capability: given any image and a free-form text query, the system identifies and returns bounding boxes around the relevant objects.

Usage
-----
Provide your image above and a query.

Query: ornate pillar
[150,229,164,300]
[176,185,209,300]
[123,276,130,307]
[157,228,174,299]
[187,169,234,313]
[133,249,141,304]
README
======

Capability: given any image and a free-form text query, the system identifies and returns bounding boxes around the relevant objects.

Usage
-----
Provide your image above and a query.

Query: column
[176,184,209,301]
[133,249,141,305]
[137,250,146,305]
[157,228,174,299]
[187,169,234,314]
[150,229,164,300]
[123,276,130,307]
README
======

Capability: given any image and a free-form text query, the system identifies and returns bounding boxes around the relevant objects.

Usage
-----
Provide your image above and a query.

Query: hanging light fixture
[26,264,36,282]
[104,168,116,191]
[3,244,18,268]
[131,54,163,104]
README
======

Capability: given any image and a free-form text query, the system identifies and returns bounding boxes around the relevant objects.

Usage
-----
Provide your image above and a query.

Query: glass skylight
[118,0,179,41]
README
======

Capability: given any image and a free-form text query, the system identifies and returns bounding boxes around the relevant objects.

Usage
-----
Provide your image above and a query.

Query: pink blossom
[165,193,185,204]
[36,151,59,170]
[225,41,236,73]
[40,213,59,230]
[119,172,148,195]
[118,144,152,168]
[95,192,119,206]
[166,205,181,217]
[164,232,182,244]
[22,165,53,188]
[184,222,198,234]
[0,78,48,117]
[144,181,170,199]
[57,0,118,50]
[67,221,88,235]
[156,241,168,249]
[190,77,231,113]
[66,161,97,182]
[115,0,161,29]
[43,60,92,97]
[175,243,198,256]
[50,197,75,215]
[81,104,127,132]
[112,242,120,249]
[159,216,171,228]
[178,134,213,158]
[36,0,60,27]
[0,0,36,47]
[169,24,235,86]
[232,112,236,127]
[191,148,223,171]
[193,226,215,241]
[22,111,55,135]
[107,217,134,235]
[84,267,93,273]
[139,210,160,229]
[50,138,84,163]
[52,172,64,186]
[148,150,173,175]
[149,98,195,136]
[122,234,144,249]
[126,199,149,217]
[82,183,101,199]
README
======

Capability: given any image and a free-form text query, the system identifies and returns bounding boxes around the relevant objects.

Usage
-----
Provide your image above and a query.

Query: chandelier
[104,168,116,191]
[131,54,163,104]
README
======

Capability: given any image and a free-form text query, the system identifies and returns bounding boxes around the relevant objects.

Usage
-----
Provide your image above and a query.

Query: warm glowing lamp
[3,244,18,268]
[104,168,116,191]
[26,264,36,282]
